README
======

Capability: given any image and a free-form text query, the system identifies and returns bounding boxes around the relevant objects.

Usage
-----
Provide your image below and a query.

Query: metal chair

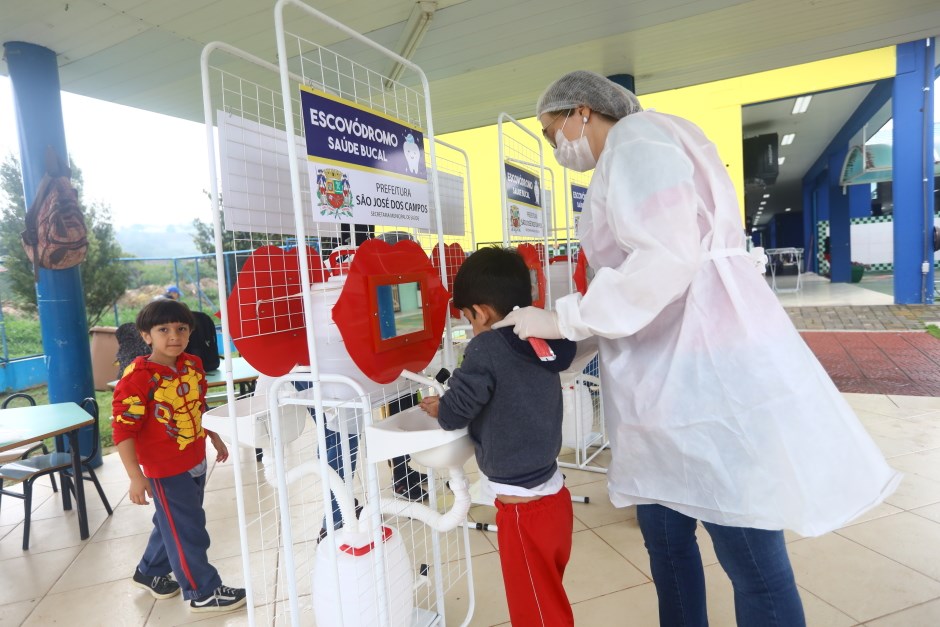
[0,397,113,550]
[60,398,113,516]
[0,393,57,493]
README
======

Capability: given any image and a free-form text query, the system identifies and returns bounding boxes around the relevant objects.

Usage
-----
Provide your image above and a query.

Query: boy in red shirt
[112,299,246,612]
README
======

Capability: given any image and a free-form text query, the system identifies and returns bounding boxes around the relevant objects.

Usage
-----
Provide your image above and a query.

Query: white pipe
[360,467,471,533]
[400,368,445,395]
[273,462,472,534]
[266,457,362,534]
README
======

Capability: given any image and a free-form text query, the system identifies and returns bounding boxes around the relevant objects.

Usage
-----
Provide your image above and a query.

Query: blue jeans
[636,504,805,627]
[322,424,358,529]
[140,471,221,600]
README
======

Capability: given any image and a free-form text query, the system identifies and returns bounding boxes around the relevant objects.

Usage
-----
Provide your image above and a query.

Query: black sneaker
[189,584,247,613]
[403,467,428,486]
[132,568,181,600]
[393,477,428,501]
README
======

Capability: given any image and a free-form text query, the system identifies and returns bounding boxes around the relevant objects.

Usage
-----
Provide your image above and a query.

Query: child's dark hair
[452,246,532,317]
[136,299,195,333]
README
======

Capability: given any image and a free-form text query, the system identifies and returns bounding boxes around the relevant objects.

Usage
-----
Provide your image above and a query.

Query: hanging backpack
[114,322,152,377]
[21,147,88,279]
[186,311,221,372]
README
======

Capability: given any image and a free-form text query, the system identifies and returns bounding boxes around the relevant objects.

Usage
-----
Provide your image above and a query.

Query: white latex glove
[491,306,563,340]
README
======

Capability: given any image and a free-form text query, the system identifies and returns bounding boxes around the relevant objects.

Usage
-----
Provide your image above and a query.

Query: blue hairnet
[536,71,642,120]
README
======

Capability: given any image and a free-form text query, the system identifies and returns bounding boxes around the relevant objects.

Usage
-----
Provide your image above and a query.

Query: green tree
[191,192,287,256]
[0,153,130,326]
[0,155,34,309]
[192,210,234,256]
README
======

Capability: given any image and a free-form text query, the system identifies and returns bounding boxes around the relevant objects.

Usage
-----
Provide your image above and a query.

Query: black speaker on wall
[743,133,779,185]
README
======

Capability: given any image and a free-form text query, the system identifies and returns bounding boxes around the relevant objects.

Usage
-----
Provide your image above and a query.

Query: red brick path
[801,332,940,396]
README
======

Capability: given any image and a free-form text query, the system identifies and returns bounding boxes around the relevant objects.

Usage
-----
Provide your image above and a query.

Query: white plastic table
[765,247,804,293]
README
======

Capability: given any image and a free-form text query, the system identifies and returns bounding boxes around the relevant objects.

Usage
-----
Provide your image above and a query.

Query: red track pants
[494,485,574,626]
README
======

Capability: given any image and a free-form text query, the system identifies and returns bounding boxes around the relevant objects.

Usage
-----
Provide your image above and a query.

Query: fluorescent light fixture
[385,1,437,88]
[781,133,795,146]
[791,95,812,115]
[762,194,770,199]
[778,156,786,165]
[785,207,792,212]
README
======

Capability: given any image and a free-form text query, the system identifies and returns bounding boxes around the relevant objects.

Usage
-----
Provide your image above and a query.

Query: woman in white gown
[495,70,901,626]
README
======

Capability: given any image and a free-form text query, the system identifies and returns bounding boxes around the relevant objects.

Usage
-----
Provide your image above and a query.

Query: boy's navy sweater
[437,327,576,489]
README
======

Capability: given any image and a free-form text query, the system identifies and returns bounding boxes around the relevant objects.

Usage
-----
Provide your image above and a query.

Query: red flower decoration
[332,238,450,384]
[430,241,466,318]
[516,242,547,309]
[224,245,328,376]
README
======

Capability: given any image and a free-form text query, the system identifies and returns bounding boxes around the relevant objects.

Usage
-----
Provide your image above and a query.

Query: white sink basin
[365,406,473,469]
[203,395,308,449]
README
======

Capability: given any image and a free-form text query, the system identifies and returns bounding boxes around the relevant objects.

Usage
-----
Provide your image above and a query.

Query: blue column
[893,39,936,304]
[828,148,851,283]
[376,285,397,340]
[848,183,870,219]
[4,42,98,465]
[802,182,816,272]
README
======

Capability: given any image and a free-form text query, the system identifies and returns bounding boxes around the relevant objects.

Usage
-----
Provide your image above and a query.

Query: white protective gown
[555,111,901,537]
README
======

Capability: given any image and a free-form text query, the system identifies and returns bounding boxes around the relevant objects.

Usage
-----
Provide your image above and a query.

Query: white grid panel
[422,139,476,375]
[497,113,553,305]
[558,347,610,474]
[200,4,474,625]
[554,168,608,474]
[202,42,313,627]
[273,18,474,618]
[257,375,473,627]
[546,168,593,311]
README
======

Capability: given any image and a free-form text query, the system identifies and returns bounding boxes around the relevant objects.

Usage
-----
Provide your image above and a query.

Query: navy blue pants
[139,471,221,600]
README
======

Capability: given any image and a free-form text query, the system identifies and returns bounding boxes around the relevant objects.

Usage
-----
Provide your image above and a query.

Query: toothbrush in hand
[512,306,556,362]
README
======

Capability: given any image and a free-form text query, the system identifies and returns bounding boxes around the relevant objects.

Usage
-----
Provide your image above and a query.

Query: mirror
[376,281,425,340]
[367,272,433,353]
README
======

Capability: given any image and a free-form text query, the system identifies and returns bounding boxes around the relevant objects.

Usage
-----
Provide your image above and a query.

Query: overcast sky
[0,75,212,229]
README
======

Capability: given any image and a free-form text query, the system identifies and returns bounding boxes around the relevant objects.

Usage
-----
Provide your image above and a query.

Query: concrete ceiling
[3,0,940,222]
[742,83,876,228]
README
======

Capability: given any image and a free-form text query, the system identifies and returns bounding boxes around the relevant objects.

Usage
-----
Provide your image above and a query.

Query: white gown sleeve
[557,133,703,340]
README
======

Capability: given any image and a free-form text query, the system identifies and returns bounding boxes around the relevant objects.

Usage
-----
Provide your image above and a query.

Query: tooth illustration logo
[403,133,421,174]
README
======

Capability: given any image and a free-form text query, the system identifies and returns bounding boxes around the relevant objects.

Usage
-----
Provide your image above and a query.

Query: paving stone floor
[786,305,940,331]
[802,331,940,396]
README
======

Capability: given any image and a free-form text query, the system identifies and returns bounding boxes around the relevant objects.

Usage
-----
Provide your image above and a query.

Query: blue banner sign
[571,184,588,213]
[301,86,429,229]
[504,162,543,237]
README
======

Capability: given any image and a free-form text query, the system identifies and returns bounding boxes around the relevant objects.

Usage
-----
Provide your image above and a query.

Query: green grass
[1,386,115,452]
[927,324,940,340]
[1,315,44,358]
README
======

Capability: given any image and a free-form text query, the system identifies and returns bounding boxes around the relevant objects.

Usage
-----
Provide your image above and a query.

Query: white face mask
[553,114,596,172]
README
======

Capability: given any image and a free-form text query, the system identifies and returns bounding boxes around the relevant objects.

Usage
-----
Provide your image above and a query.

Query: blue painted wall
[0,357,48,393]
[772,212,804,248]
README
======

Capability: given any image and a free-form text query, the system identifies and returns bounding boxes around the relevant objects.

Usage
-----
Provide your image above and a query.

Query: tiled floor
[1,275,939,626]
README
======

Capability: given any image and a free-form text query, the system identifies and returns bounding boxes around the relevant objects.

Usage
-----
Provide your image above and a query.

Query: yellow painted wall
[438,46,897,245]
